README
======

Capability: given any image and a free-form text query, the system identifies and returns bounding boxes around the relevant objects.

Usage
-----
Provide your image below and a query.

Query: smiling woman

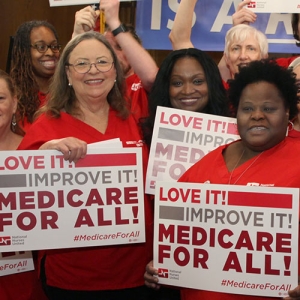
[10,20,61,132]
[18,31,154,300]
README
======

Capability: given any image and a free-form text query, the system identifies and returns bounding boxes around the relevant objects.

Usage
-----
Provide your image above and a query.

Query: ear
[66,66,72,86]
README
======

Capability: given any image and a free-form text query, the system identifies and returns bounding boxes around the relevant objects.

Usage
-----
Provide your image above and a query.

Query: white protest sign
[246,0,300,13]
[154,182,299,298]
[49,0,136,7]
[0,147,145,251]
[0,252,34,276]
[145,107,239,194]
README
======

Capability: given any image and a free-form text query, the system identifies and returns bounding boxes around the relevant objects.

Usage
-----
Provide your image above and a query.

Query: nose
[239,48,248,60]
[88,63,100,73]
[44,46,55,55]
[181,82,194,94]
[251,108,264,120]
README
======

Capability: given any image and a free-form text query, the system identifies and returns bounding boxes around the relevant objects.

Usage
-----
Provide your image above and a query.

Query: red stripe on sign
[228,191,293,209]
[75,153,136,167]
[227,123,239,135]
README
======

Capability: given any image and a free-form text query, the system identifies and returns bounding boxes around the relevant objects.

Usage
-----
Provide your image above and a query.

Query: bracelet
[112,24,127,37]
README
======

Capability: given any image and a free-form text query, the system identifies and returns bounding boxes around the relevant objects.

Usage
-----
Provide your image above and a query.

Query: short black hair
[228,59,298,120]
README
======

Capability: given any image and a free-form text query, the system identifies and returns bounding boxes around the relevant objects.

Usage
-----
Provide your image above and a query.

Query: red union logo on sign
[247,1,256,8]
[158,268,169,278]
[0,236,11,246]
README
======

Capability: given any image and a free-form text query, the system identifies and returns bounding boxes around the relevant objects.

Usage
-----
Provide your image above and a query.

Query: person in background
[223,1,299,73]
[145,59,300,300]
[0,70,47,300]
[142,48,230,299]
[10,20,60,132]
[72,0,158,120]
[18,31,154,300]
[288,57,300,137]
[169,0,268,85]
[141,47,230,147]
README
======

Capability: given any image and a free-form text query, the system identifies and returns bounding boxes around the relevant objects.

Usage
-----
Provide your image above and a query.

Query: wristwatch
[112,24,127,37]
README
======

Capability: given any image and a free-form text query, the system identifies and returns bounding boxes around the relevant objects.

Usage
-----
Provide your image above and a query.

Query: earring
[11,114,16,132]
[68,83,72,87]
[114,79,116,83]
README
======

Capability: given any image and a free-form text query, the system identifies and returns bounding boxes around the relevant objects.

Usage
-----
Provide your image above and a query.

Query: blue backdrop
[136,0,298,53]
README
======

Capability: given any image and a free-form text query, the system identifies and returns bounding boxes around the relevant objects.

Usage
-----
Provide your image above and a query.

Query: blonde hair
[224,24,268,59]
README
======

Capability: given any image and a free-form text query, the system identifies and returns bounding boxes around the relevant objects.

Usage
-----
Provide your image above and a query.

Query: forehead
[240,81,283,101]
[230,32,260,47]
[172,57,204,74]
[69,39,113,61]
[30,26,56,42]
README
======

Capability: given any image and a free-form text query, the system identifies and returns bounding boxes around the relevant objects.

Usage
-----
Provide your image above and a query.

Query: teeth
[85,79,103,83]
[40,61,56,67]
[181,99,197,103]
[250,127,265,131]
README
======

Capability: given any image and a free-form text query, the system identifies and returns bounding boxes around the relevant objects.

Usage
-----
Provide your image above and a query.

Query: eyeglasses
[31,42,61,53]
[66,60,114,74]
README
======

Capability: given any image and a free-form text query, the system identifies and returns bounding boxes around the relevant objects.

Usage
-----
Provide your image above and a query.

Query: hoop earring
[11,114,17,132]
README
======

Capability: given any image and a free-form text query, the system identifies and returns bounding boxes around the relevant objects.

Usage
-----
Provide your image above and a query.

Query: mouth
[84,79,104,85]
[238,63,249,68]
[39,60,57,69]
[248,126,267,132]
[179,98,199,105]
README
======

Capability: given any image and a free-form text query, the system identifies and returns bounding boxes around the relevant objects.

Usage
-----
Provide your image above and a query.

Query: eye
[263,107,276,112]
[75,61,89,67]
[193,78,205,85]
[96,59,109,65]
[36,43,46,51]
[51,44,60,51]
[170,80,182,87]
[242,106,252,112]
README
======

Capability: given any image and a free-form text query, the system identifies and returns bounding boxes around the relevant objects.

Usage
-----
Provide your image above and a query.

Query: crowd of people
[2,0,300,299]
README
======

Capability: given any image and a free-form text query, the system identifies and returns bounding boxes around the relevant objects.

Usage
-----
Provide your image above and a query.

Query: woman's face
[225,33,262,77]
[30,26,60,78]
[237,81,289,152]
[66,39,116,104]
[0,78,17,133]
[169,57,209,112]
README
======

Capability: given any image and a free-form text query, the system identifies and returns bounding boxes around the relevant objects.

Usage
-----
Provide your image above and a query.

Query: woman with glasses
[18,31,154,300]
[10,20,61,132]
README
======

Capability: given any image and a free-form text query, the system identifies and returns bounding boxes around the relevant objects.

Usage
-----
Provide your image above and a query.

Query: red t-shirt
[179,137,300,300]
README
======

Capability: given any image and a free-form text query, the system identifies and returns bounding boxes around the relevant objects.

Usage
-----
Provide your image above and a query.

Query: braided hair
[10,20,59,124]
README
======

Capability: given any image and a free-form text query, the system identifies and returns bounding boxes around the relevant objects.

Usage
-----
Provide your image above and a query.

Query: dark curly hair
[228,59,298,120]
[141,48,229,146]
[10,20,59,124]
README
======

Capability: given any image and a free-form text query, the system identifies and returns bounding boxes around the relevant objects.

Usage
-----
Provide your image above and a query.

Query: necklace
[228,150,264,185]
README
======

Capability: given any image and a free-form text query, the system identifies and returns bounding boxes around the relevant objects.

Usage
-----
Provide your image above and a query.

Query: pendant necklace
[228,150,264,185]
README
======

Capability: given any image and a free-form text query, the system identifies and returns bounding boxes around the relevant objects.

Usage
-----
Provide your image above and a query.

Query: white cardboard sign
[154,182,299,298]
